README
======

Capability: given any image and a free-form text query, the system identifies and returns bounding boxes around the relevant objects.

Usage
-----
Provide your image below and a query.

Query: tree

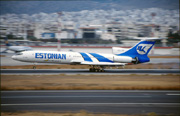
[7,34,15,39]
[116,39,122,44]
[28,36,38,41]
[167,31,180,44]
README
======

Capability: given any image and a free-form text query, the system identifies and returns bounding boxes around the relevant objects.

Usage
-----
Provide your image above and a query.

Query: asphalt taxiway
[1,90,180,115]
[1,69,180,75]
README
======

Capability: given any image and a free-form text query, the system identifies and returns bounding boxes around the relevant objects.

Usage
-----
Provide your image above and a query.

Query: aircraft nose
[12,55,17,60]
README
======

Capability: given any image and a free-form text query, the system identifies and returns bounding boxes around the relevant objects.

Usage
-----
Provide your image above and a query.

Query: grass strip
[1,74,180,90]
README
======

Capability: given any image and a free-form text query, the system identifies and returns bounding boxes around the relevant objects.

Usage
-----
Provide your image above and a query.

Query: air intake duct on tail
[113,56,133,63]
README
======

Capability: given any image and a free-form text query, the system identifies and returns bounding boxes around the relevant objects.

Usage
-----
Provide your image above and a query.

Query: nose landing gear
[33,63,37,69]
[33,66,36,69]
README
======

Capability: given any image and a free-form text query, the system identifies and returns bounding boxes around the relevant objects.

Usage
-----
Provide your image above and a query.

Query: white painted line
[166,94,180,96]
[1,73,167,75]
[1,95,151,98]
[2,103,180,106]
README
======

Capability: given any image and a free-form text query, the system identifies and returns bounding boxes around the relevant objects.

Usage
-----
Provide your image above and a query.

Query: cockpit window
[16,53,23,55]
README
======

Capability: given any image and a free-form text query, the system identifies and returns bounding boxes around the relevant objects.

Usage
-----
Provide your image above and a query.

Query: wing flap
[80,61,125,66]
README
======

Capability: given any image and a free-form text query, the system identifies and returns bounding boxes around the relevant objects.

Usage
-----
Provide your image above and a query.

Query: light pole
[151,12,156,55]
[57,12,63,51]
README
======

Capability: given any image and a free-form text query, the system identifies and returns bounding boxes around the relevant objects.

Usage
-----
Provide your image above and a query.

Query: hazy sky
[0,0,179,15]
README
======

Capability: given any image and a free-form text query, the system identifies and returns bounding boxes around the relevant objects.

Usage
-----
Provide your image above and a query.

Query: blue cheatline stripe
[79,52,93,62]
[89,53,113,63]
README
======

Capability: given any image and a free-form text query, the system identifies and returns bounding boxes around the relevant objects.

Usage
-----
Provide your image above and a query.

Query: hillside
[0,0,179,15]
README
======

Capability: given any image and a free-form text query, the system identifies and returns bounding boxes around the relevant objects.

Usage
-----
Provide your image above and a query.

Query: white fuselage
[12,50,133,65]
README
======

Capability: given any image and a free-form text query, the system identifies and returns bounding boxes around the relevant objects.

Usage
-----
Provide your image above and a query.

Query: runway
[1,69,180,75]
[1,90,180,115]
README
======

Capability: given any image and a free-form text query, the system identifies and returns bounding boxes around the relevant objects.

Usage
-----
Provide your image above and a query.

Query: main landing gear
[89,66,105,72]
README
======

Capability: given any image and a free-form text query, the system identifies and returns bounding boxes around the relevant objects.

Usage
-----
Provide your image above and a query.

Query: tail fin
[117,40,156,63]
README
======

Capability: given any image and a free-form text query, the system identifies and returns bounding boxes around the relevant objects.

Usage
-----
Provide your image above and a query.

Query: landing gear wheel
[33,62,37,69]
[89,68,95,72]
[89,68,93,72]
[92,68,95,72]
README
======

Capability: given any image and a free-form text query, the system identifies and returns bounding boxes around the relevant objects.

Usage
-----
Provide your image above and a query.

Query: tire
[89,68,92,72]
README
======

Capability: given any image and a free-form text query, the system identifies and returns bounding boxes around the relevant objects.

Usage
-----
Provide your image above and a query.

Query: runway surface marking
[2,90,180,114]
[166,94,180,96]
[2,95,151,98]
[2,103,180,106]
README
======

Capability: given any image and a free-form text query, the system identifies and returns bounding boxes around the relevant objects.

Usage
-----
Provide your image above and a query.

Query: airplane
[1,37,32,53]
[11,38,161,72]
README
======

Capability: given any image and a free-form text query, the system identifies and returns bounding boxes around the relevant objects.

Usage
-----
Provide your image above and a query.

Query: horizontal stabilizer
[132,37,167,41]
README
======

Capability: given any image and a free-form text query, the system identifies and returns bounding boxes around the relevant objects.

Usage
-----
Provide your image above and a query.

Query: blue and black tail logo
[136,43,154,55]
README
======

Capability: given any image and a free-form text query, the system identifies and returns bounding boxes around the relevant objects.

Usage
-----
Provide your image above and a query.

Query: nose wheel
[33,63,37,69]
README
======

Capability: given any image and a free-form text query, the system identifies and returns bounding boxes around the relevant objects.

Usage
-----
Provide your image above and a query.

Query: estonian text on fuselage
[35,53,66,59]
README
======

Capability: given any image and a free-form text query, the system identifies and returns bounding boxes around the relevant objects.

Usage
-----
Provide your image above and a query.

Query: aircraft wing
[70,60,82,64]
[8,46,33,52]
[80,61,126,66]
[71,60,125,66]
